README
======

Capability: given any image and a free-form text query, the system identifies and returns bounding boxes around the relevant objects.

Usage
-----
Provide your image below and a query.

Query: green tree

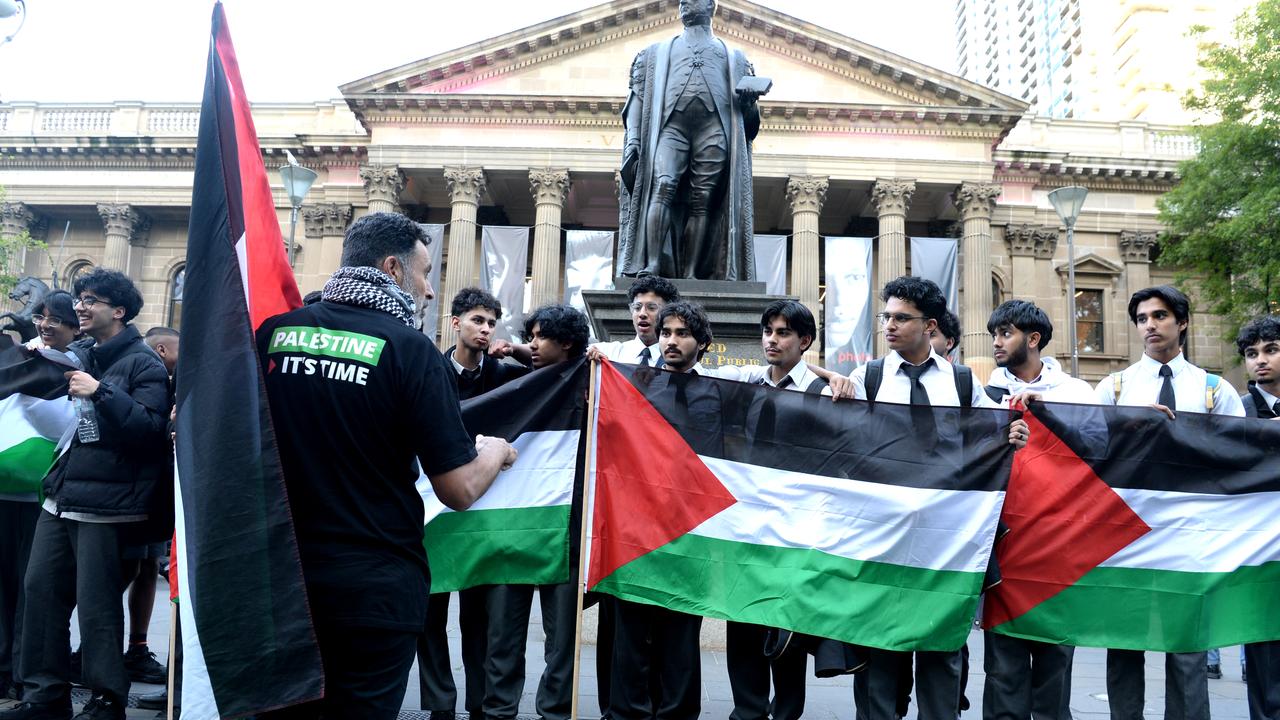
[0,185,47,298]
[1157,0,1280,332]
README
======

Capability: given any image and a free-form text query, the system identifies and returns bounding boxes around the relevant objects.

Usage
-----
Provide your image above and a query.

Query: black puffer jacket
[43,324,172,517]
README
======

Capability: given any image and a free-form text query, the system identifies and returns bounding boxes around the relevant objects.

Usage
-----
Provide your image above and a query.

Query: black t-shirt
[256,301,477,630]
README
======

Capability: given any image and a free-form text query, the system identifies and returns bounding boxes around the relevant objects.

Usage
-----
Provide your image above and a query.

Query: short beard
[997,340,1029,369]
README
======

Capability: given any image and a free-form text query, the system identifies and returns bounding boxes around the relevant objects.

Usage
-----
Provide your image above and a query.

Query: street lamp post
[278,151,318,267]
[1048,185,1089,378]
[0,0,26,47]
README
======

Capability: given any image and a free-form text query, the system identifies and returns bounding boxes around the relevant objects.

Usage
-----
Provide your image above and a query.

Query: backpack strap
[865,358,884,404]
[1111,371,1123,404]
[954,365,973,408]
[805,377,830,395]
[984,385,1007,405]
[1206,374,1221,412]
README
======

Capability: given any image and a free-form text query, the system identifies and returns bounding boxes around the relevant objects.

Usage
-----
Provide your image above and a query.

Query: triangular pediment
[1056,253,1125,276]
[340,0,1025,113]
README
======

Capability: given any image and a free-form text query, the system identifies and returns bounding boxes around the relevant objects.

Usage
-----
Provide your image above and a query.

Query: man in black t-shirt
[255,213,516,720]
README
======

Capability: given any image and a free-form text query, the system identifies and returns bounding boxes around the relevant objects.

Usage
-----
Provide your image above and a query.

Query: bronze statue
[1,275,51,342]
[617,0,767,281]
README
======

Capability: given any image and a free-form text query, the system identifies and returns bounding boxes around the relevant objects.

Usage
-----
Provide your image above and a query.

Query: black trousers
[20,510,132,703]
[0,501,39,687]
[259,622,417,719]
[854,647,961,720]
[417,587,489,713]
[1106,649,1209,720]
[609,599,702,720]
[725,621,806,720]
[481,583,576,720]
[982,631,1074,720]
[1245,641,1280,720]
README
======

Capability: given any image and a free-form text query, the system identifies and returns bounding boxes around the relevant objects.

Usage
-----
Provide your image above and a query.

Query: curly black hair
[32,290,79,329]
[451,287,502,319]
[986,300,1052,350]
[1128,285,1190,346]
[658,301,713,359]
[340,212,430,270]
[523,304,590,358]
[628,276,681,304]
[936,310,962,351]
[881,276,947,322]
[73,268,144,323]
[1237,315,1280,357]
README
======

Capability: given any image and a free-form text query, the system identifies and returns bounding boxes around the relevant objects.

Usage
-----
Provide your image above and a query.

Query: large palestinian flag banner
[173,4,319,718]
[585,359,1017,652]
[986,401,1280,652]
[421,360,587,592]
[0,346,77,496]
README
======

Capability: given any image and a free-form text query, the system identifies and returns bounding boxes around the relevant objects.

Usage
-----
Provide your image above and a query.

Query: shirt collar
[1255,383,1280,409]
[448,348,483,375]
[885,349,948,376]
[763,361,810,389]
[1139,351,1187,376]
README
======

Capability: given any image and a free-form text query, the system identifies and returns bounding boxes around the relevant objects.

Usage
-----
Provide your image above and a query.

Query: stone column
[439,167,487,349]
[871,179,915,356]
[953,181,1002,382]
[359,164,406,214]
[97,203,150,272]
[1119,230,1157,360]
[785,175,828,366]
[301,203,353,295]
[528,168,571,310]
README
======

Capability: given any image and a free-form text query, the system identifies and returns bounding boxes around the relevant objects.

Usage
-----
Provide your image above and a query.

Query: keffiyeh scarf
[321,266,417,328]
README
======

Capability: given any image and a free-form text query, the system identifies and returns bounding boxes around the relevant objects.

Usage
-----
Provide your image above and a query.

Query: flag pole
[570,357,601,720]
[166,601,177,720]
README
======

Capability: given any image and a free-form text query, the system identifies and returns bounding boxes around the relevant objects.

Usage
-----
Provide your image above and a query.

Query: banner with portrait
[823,236,874,374]
[481,226,530,342]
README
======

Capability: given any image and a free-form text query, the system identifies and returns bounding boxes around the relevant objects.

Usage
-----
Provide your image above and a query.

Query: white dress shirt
[850,349,998,408]
[592,336,661,365]
[1094,352,1245,416]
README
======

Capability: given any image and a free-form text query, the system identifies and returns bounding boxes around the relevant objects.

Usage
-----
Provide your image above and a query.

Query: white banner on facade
[564,230,615,312]
[824,236,875,374]
[481,226,530,342]
[419,223,444,340]
[753,234,787,295]
[910,236,959,313]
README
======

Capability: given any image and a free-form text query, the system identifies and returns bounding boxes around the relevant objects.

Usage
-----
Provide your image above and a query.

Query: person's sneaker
[428,712,456,720]
[122,645,167,684]
[66,651,82,688]
[135,690,167,710]
[0,697,72,720]
[1207,663,1223,679]
[70,694,124,720]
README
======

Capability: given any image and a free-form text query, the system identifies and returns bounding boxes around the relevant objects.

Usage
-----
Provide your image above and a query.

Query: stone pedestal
[581,278,795,370]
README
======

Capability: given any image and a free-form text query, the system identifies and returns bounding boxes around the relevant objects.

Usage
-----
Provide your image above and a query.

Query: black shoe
[0,698,72,720]
[122,645,168,685]
[70,694,124,720]
[1207,663,1223,679]
[67,651,82,688]
[428,713,456,720]
[136,690,171,711]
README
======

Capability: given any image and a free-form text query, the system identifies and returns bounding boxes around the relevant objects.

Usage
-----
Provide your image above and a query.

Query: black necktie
[775,376,794,390]
[639,346,652,367]
[1272,400,1279,417]
[900,361,935,406]
[900,360,938,446]
[1158,364,1176,411]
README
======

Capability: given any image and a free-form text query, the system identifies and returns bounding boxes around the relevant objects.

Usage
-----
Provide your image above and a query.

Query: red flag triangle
[984,409,1150,627]
[587,361,738,588]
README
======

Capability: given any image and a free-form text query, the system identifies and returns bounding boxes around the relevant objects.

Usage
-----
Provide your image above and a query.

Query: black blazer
[444,347,529,401]
[1242,382,1279,419]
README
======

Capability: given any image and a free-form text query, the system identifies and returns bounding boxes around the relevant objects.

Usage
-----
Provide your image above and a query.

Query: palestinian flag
[173,4,319,718]
[0,346,76,496]
[421,360,587,592]
[985,401,1280,652]
[586,360,1015,652]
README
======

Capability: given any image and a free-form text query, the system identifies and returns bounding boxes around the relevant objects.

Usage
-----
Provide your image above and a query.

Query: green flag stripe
[993,560,1280,652]
[424,505,571,593]
[594,533,983,652]
[0,436,56,495]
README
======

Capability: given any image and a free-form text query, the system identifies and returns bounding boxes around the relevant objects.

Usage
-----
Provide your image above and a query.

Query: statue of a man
[617,0,763,281]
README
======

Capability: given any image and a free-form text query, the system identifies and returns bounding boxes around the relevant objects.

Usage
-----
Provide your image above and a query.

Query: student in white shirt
[1095,285,1244,720]
[592,275,681,366]
[849,276,1028,720]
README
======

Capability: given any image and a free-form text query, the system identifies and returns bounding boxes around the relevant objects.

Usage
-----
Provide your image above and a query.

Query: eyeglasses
[876,312,927,325]
[32,314,68,326]
[73,296,112,309]
[629,302,662,313]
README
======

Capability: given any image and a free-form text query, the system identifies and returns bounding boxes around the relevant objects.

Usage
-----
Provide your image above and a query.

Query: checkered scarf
[320,266,417,328]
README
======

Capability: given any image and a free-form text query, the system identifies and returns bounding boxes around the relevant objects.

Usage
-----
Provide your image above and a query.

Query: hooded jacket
[42,324,172,517]
[984,356,1096,405]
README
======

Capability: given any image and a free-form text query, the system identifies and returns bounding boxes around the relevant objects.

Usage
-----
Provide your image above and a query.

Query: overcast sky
[0,0,956,103]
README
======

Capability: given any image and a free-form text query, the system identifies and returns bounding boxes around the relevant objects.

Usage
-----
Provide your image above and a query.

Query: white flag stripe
[693,456,1004,573]
[0,395,74,450]
[1100,488,1280,572]
[175,466,219,720]
[420,429,578,523]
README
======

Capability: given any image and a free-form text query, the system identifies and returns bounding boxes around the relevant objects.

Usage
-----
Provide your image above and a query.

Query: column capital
[529,168,571,206]
[1119,230,1158,264]
[952,181,1002,221]
[96,203,150,246]
[359,164,406,207]
[444,166,487,205]
[785,175,829,214]
[303,203,353,239]
[1032,226,1059,259]
[870,178,915,216]
[0,201,46,239]
[1004,224,1039,257]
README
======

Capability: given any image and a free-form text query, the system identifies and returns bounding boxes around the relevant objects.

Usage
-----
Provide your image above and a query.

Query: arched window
[168,265,185,330]
[64,260,92,290]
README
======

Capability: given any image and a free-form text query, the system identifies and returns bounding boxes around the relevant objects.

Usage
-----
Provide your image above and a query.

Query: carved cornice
[870,178,915,217]
[444,167,487,205]
[529,168,571,206]
[785,175,829,214]
[952,182,1002,221]
[1119,230,1158,264]
[96,203,150,245]
[1033,227,1059,259]
[303,203,353,239]
[359,164,406,206]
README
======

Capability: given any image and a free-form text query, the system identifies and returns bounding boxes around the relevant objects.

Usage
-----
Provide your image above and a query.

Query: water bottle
[74,397,100,443]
